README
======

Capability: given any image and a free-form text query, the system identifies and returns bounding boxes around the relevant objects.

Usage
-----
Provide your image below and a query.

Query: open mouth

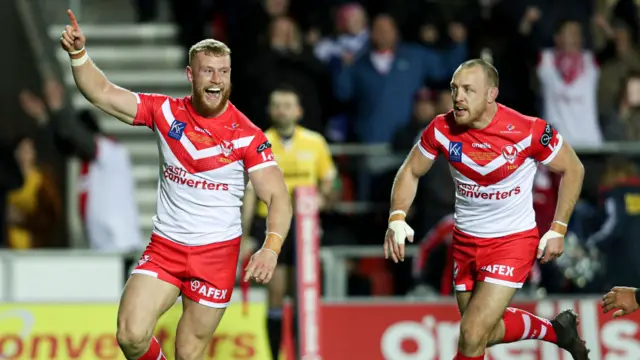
[204,87,222,99]
[454,105,467,116]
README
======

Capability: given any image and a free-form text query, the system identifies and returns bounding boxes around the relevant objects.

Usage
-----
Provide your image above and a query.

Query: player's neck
[469,103,498,130]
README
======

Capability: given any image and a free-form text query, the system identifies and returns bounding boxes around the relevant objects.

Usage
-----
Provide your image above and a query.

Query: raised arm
[60,10,138,125]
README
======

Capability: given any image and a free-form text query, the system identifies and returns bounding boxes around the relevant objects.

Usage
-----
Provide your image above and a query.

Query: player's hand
[384,219,414,263]
[60,9,86,53]
[537,230,564,264]
[602,287,640,318]
[243,248,278,284]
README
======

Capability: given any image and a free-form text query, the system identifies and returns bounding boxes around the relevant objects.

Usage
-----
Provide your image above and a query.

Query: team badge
[220,140,234,157]
[168,120,187,140]
[448,142,463,162]
[502,145,518,164]
[138,254,151,266]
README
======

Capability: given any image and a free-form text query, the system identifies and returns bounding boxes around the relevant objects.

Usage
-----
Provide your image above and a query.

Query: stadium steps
[48,22,189,239]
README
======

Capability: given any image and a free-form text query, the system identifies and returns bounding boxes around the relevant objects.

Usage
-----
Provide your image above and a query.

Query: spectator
[603,72,640,141]
[595,18,640,139]
[586,157,640,290]
[537,19,603,148]
[314,3,369,69]
[20,81,143,252]
[246,16,329,132]
[392,88,437,151]
[0,139,24,247]
[7,137,61,249]
[335,13,466,143]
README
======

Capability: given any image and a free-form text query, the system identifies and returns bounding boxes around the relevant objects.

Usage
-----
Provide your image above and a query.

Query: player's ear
[186,66,193,83]
[488,87,499,103]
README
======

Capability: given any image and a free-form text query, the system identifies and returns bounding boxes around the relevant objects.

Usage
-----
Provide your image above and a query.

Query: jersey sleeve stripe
[540,134,563,165]
[134,93,141,104]
[417,143,436,160]
[247,161,278,173]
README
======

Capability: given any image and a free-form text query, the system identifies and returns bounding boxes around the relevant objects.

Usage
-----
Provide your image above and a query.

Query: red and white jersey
[133,94,277,245]
[418,104,563,238]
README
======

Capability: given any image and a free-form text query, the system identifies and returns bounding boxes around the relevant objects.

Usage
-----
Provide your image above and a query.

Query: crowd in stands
[2,0,640,297]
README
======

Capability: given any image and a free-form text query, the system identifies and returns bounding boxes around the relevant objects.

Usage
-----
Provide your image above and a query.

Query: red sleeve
[132,93,168,129]
[417,119,440,160]
[244,131,278,173]
[529,118,563,164]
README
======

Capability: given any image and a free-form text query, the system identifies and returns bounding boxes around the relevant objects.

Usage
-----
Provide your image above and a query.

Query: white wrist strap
[71,53,89,67]
[553,220,568,227]
[389,210,406,217]
[68,47,85,55]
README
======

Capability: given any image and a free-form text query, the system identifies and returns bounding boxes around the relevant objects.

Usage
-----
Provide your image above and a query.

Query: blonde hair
[188,39,232,65]
[457,59,499,87]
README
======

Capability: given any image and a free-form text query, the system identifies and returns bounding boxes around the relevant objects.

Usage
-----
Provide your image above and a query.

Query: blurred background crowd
[3,0,640,300]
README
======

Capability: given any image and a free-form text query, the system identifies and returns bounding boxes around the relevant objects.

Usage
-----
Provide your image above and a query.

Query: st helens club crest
[220,140,234,157]
[501,145,518,164]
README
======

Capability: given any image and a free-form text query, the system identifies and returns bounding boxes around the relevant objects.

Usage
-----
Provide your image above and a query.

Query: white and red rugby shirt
[418,104,563,238]
[133,94,278,245]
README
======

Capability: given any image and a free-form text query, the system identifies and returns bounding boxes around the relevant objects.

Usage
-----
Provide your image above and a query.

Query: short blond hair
[458,59,499,87]
[188,39,232,65]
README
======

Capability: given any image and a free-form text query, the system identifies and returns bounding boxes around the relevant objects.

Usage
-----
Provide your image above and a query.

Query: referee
[242,84,336,360]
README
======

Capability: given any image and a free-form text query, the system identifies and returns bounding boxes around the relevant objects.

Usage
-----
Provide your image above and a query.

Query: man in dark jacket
[587,157,640,289]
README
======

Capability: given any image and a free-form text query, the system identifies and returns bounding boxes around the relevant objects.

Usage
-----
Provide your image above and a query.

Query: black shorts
[252,217,296,266]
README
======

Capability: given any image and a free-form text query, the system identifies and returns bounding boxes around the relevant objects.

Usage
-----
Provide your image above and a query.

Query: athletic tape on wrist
[70,53,89,67]
[553,220,568,227]
[266,232,283,241]
[261,248,278,258]
[389,210,407,217]
[68,47,85,55]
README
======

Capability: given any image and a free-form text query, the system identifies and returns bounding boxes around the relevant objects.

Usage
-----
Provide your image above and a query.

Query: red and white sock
[137,336,166,360]
[502,307,557,343]
[455,354,484,360]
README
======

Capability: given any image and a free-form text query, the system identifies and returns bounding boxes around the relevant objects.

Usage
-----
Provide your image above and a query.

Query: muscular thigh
[461,281,517,330]
[175,297,226,357]
[118,274,181,335]
[456,291,473,315]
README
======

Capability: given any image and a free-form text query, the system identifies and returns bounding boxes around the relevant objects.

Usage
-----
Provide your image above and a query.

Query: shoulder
[227,103,263,134]
[498,104,539,129]
[428,112,454,132]
[136,93,176,105]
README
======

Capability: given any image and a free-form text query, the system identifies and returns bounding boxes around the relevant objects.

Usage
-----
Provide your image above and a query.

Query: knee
[116,319,153,354]
[459,318,490,349]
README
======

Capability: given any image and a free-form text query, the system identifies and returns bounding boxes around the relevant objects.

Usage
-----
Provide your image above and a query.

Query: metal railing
[320,245,417,299]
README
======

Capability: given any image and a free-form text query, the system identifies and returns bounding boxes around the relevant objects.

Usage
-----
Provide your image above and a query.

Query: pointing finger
[67,9,79,28]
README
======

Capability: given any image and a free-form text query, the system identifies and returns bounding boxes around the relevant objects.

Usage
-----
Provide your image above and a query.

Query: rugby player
[384,59,589,359]
[60,10,292,360]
